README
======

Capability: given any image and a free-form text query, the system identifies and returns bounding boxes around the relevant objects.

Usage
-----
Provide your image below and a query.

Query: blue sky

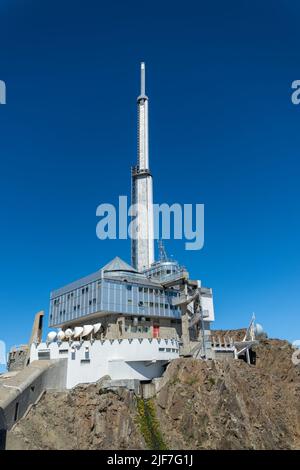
[0,0,299,369]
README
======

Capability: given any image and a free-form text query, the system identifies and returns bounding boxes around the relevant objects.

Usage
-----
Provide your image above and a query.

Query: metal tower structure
[131,62,155,272]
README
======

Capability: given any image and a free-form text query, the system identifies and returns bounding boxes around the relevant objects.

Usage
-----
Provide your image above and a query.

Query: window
[149,288,153,293]
[139,287,143,292]
[14,402,19,422]
[71,292,74,297]
[126,285,132,291]
[165,304,168,309]
[143,326,149,332]
[128,299,132,304]
[93,298,96,305]
[82,288,85,294]
[77,304,80,309]
[167,270,171,274]
[59,349,68,355]
[74,306,76,311]
[67,294,70,300]
[143,287,148,293]
[86,287,89,293]
[150,302,154,307]
[138,301,143,306]
[160,303,164,308]
[159,348,165,352]
[89,300,92,306]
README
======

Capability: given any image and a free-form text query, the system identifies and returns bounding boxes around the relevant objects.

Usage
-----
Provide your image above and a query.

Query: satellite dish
[254,323,265,338]
[93,323,101,334]
[47,331,57,343]
[82,325,93,337]
[73,326,84,339]
[64,328,73,339]
[57,330,65,341]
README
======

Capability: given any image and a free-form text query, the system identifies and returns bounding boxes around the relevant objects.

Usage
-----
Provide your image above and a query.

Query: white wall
[30,338,179,389]
[200,295,215,321]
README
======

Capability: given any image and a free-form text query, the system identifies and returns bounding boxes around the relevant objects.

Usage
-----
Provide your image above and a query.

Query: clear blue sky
[0,0,299,367]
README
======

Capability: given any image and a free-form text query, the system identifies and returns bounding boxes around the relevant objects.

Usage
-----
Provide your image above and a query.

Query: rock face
[7,385,145,450]
[7,337,300,450]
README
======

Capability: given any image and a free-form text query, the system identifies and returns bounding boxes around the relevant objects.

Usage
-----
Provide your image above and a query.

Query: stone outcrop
[6,336,300,450]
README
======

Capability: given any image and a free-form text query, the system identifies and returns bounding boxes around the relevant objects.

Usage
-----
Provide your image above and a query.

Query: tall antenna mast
[140,62,146,96]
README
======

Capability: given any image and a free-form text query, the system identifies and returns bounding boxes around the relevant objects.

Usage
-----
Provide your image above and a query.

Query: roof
[101,256,137,273]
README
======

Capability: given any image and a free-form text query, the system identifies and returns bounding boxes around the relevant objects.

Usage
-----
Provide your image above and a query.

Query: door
[153,324,160,338]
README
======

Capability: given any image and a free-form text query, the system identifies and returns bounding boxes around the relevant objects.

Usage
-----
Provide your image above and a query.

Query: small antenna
[158,239,168,261]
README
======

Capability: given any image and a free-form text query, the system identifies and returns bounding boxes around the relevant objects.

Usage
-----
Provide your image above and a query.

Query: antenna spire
[141,62,145,96]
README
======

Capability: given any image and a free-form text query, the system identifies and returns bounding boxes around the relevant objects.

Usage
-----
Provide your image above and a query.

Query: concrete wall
[0,359,67,436]
[30,338,179,389]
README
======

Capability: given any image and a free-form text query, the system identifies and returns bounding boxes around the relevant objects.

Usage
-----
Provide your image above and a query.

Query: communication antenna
[158,239,168,261]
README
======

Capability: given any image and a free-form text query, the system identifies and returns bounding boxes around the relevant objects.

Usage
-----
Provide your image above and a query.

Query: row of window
[158,348,178,352]
[136,286,178,297]
[150,269,173,277]
[124,325,150,333]
[53,283,179,307]
[56,298,97,316]
[135,300,179,310]
[53,286,96,305]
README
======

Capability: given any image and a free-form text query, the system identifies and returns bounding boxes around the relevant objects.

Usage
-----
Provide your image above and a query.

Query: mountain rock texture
[6,336,300,450]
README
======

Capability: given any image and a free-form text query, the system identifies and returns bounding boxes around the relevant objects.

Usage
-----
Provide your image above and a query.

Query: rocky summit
[6,335,300,450]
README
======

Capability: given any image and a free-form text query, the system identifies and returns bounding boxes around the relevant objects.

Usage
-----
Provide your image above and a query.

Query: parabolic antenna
[73,326,84,338]
[57,330,65,341]
[254,323,265,337]
[93,323,101,334]
[82,325,93,337]
[47,331,57,342]
[64,328,73,339]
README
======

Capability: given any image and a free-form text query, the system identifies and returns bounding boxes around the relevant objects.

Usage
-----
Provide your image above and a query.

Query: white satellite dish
[46,331,57,343]
[57,330,65,341]
[93,323,101,334]
[73,326,84,339]
[82,325,93,337]
[64,328,73,339]
[254,323,265,338]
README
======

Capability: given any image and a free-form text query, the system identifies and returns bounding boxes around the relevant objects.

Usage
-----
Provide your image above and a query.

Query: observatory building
[29,63,215,389]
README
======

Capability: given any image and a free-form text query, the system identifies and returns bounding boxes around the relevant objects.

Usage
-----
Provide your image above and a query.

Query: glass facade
[50,278,181,327]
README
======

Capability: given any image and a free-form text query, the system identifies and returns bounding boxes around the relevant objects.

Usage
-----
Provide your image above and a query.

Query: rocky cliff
[6,337,300,450]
